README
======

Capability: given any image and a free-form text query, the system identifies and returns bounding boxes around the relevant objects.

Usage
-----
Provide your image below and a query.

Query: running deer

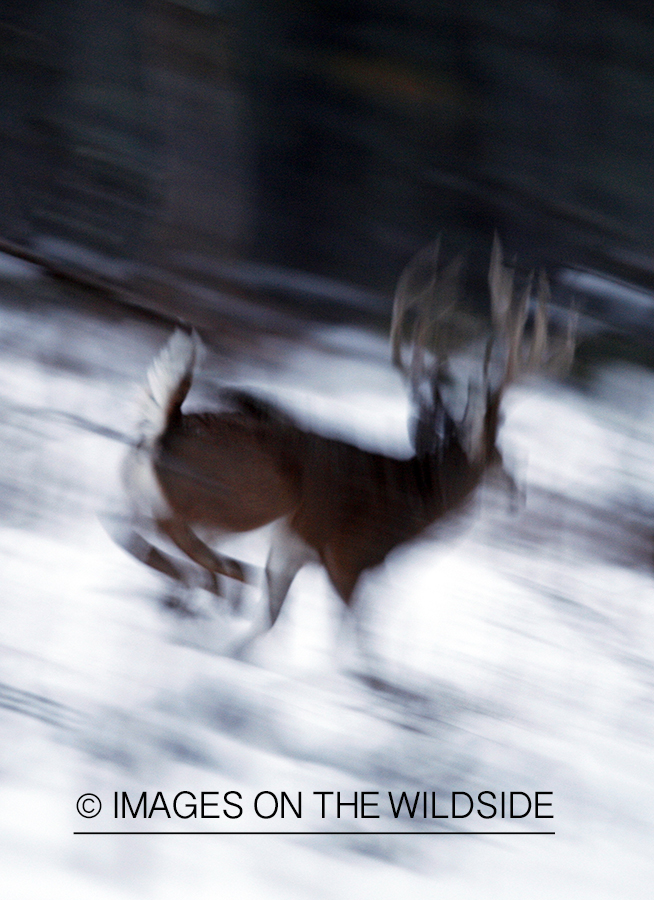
[119,236,575,634]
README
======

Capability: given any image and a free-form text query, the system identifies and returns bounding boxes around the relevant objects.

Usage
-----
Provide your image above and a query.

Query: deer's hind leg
[110,523,206,614]
[158,518,261,611]
[122,529,187,582]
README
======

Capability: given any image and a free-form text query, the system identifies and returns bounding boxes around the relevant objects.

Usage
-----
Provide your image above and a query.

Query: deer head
[390,234,576,478]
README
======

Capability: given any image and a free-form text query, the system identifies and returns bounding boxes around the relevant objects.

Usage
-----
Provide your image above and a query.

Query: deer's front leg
[265,519,317,626]
[226,519,315,660]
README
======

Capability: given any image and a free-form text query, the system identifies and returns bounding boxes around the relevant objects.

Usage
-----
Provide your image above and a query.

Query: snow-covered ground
[0,275,652,898]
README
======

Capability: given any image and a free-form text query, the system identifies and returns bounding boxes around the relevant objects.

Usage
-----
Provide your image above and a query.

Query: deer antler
[488,233,576,395]
[391,236,442,371]
[390,237,469,384]
[460,234,577,468]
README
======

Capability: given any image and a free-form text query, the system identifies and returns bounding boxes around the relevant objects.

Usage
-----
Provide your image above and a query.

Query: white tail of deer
[119,235,575,640]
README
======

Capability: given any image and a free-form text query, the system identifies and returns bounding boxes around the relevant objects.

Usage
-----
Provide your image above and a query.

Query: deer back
[154,408,301,532]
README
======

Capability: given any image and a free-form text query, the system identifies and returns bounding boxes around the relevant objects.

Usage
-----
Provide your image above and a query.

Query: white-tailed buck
[119,236,574,636]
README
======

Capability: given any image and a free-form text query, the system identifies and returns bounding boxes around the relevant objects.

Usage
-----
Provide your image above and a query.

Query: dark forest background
[2,0,654,340]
